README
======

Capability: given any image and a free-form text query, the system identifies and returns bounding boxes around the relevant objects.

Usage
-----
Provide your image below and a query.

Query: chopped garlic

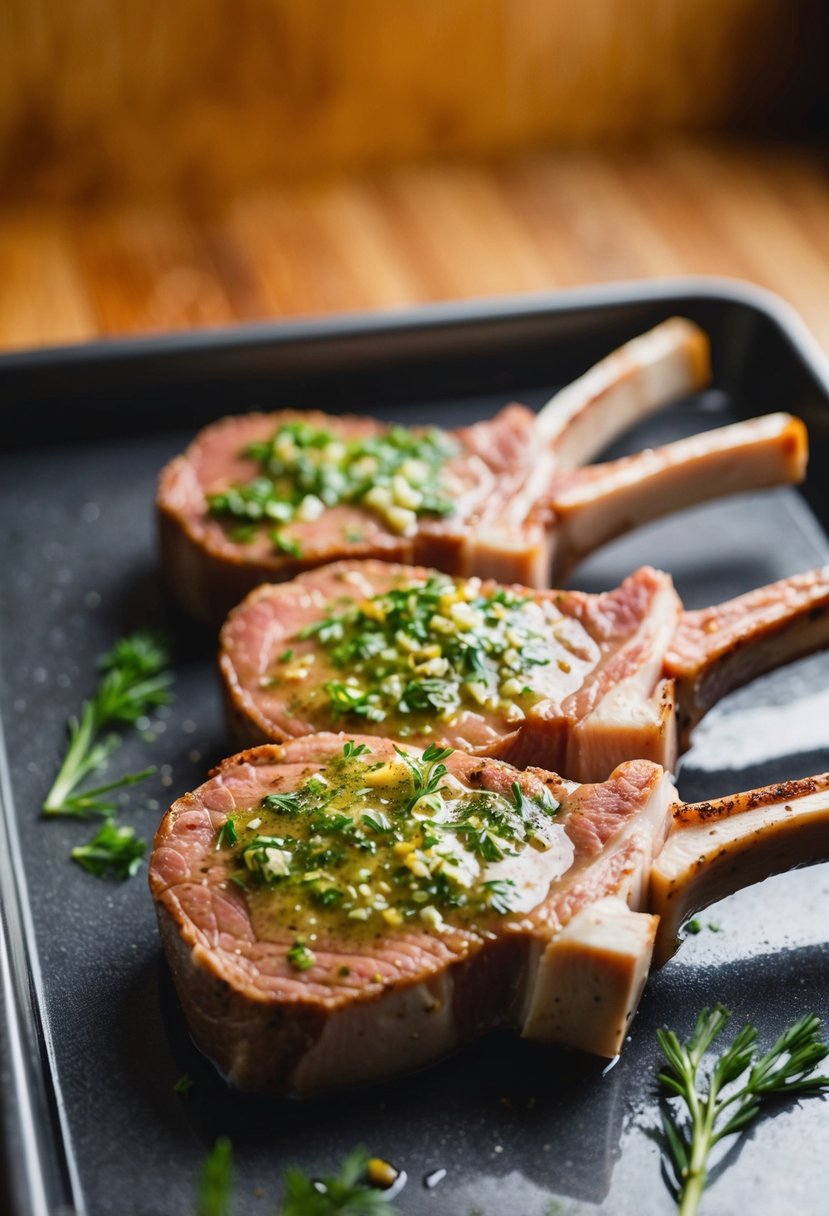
[385,505,417,536]
[367,1158,399,1188]
[350,455,378,479]
[319,440,346,465]
[364,485,392,511]
[296,494,325,521]
[392,474,423,510]
[428,614,455,635]
[405,854,431,879]
[395,630,420,654]
[363,760,410,788]
[275,435,298,462]
[413,656,450,678]
[246,846,291,879]
[500,677,523,698]
[464,680,490,705]
[449,602,480,631]
[399,457,430,484]
[419,905,445,930]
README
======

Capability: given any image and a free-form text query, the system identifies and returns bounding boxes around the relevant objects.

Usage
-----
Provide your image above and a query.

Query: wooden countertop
[3,137,829,356]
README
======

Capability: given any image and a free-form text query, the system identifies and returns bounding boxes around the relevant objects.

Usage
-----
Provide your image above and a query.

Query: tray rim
[2,273,829,1216]
[1,274,828,391]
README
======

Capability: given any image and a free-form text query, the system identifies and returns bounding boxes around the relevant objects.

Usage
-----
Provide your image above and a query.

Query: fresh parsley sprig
[43,630,172,817]
[281,1147,398,1215]
[657,1004,829,1216]
[196,1142,399,1216]
[197,1138,235,1216]
[70,820,146,880]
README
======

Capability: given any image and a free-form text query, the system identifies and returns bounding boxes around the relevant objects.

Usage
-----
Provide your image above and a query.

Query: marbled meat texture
[148,734,673,1095]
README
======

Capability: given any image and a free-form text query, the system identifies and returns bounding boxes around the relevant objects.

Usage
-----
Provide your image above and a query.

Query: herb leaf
[197,1138,234,1216]
[394,745,450,815]
[217,817,238,849]
[657,1005,829,1215]
[71,820,146,879]
[261,791,303,814]
[480,878,517,915]
[280,1146,399,1215]
[287,941,316,972]
[194,1141,399,1216]
[173,1073,194,1096]
[43,630,172,817]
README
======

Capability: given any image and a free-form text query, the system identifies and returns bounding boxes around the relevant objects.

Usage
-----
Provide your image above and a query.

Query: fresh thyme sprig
[394,743,453,816]
[43,630,172,817]
[657,1004,829,1216]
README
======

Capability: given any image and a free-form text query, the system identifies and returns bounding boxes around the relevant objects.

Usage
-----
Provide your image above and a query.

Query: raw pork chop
[149,734,829,1095]
[219,560,829,782]
[157,318,806,623]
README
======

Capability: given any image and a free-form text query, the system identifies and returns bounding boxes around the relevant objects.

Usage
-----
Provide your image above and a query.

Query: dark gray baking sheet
[1,278,829,1216]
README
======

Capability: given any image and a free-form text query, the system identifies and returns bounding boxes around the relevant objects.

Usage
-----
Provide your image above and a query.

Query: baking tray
[2,278,829,1216]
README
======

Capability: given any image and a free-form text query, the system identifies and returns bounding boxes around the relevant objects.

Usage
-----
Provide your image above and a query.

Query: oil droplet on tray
[424,1168,447,1189]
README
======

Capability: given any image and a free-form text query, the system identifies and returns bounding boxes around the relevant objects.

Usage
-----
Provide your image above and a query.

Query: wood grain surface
[4,138,829,356]
[2,1,825,202]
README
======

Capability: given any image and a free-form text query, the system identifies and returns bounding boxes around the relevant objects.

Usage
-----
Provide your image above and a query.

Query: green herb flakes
[197,1137,234,1216]
[217,817,238,849]
[208,419,456,554]
[173,1073,195,1097]
[287,941,316,972]
[343,740,371,759]
[71,821,146,880]
[271,530,303,557]
[293,574,562,731]
[217,743,562,935]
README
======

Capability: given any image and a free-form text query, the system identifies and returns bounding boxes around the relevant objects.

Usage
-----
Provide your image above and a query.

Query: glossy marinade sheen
[149,733,673,1095]
[220,559,681,782]
[220,559,829,784]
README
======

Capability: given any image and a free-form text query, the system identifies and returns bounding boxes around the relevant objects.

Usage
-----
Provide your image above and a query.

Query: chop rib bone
[536,316,711,468]
[570,563,829,782]
[649,772,829,966]
[666,565,829,745]
[546,412,807,583]
[476,319,806,585]
[532,767,829,1057]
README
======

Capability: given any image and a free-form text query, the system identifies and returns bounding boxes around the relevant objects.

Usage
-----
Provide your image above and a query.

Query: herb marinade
[207,419,457,554]
[272,573,581,736]
[216,741,564,969]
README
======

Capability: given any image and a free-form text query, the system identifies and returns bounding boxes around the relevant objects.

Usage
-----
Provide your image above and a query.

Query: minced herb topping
[290,574,573,732]
[207,419,457,552]
[216,741,565,952]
